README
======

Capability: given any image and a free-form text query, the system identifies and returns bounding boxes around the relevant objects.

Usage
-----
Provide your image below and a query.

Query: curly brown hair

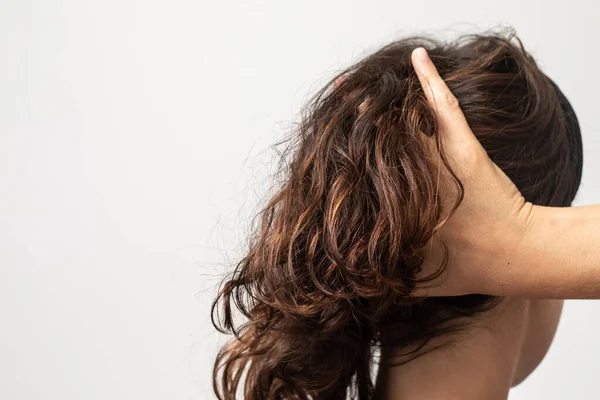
[211,29,583,399]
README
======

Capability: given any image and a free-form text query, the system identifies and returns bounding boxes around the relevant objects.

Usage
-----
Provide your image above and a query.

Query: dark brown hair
[211,29,583,399]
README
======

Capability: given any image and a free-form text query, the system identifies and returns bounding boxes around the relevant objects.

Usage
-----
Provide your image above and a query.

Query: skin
[375,297,563,399]
[374,47,581,399]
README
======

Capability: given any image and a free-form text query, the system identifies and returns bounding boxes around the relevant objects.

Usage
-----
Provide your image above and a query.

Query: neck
[374,297,530,400]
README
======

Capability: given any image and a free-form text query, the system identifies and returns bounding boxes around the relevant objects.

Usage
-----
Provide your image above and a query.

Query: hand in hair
[411,47,600,299]
[409,47,536,297]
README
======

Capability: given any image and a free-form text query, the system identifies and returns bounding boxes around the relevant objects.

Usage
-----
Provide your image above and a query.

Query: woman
[211,29,590,399]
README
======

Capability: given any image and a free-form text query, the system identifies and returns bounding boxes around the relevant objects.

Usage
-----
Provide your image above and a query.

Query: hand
[410,47,536,297]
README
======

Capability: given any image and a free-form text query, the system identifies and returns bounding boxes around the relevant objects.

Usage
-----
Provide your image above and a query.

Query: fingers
[410,47,475,145]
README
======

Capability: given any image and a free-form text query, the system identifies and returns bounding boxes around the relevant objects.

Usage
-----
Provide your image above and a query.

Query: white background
[2,0,599,399]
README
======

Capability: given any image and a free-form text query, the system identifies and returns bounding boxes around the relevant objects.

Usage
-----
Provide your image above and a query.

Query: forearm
[505,204,600,298]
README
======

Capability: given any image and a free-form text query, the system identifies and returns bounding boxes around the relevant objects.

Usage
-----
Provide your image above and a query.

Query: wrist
[511,203,545,292]
[503,203,585,298]
[480,200,538,296]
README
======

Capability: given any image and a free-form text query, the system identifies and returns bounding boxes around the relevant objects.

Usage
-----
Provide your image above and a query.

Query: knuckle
[464,142,489,166]
[440,91,459,109]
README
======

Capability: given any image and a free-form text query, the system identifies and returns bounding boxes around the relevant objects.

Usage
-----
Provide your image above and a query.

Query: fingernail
[414,47,430,64]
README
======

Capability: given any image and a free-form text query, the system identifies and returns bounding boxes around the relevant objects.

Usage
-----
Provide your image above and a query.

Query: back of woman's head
[211,29,583,399]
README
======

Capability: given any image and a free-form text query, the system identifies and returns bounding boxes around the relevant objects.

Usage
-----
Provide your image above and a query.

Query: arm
[517,204,600,298]
[410,47,600,299]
